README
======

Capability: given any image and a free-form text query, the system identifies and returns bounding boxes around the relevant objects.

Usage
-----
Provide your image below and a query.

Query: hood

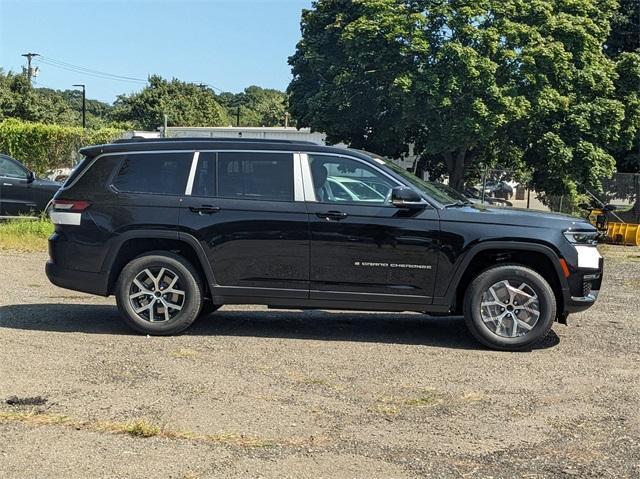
[441,204,595,231]
[33,177,63,189]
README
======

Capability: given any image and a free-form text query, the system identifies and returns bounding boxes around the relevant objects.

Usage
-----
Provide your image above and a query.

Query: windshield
[371,156,462,205]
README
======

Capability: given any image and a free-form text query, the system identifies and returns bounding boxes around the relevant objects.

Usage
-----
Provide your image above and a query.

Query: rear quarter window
[112,152,193,195]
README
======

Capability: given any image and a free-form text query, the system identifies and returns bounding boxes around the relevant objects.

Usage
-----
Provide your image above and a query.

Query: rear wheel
[115,252,203,335]
[463,265,556,351]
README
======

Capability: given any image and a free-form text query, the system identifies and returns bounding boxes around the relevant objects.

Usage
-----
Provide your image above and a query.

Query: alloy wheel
[479,280,541,338]
[128,267,186,323]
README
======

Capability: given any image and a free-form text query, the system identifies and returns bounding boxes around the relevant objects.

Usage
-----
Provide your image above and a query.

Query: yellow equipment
[607,222,640,246]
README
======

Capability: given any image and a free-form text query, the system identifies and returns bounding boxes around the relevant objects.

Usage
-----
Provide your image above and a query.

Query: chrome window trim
[293,153,305,202]
[299,153,317,202]
[185,151,200,196]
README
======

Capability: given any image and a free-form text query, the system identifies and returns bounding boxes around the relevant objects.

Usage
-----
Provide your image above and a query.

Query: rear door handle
[189,205,221,215]
[316,210,348,220]
[2,183,11,186]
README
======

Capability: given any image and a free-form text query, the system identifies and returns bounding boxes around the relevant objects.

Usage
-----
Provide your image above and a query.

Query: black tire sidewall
[115,252,203,335]
[464,265,556,351]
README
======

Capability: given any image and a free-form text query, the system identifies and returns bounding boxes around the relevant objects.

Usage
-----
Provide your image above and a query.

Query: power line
[32,55,226,93]
[39,55,147,82]
[35,57,147,84]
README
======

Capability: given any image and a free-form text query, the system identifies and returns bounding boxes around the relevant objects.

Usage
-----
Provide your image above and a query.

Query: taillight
[52,199,91,212]
[50,199,91,226]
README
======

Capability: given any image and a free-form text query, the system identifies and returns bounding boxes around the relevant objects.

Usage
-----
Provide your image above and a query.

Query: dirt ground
[1,246,639,479]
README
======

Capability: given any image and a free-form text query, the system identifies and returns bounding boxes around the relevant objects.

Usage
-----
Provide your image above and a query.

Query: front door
[180,150,309,300]
[304,153,440,305]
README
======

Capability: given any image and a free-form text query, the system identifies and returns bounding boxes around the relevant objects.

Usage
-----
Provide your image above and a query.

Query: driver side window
[307,155,393,204]
[0,157,27,179]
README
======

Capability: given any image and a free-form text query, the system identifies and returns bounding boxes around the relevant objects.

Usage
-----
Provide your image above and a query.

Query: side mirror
[604,204,616,212]
[391,186,425,208]
[26,171,35,183]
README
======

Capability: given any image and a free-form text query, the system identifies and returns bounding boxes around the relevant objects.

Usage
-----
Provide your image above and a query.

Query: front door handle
[2,183,11,186]
[189,205,221,215]
[316,210,348,221]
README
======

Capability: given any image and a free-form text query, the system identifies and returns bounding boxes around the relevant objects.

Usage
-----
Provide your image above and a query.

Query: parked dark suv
[0,154,61,217]
[46,138,603,350]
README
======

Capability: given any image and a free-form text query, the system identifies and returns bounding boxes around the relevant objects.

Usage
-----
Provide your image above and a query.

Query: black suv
[0,154,61,217]
[46,138,603,350]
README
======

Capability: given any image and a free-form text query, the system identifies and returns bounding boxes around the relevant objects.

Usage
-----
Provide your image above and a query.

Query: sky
[0,0,313,103]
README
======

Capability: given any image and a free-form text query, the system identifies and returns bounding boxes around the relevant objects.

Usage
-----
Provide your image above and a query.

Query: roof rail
[112,137,318,145]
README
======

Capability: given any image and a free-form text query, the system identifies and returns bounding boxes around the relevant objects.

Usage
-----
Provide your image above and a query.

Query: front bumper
[562,260,603,314]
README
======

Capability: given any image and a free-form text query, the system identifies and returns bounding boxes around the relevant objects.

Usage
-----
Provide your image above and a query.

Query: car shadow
[0,303,560,351]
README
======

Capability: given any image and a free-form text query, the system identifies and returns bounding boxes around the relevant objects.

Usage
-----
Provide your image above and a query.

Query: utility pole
[21,52,39,85]
[284,112,289,128]
[236,106,241,127]
[73,84,86,128]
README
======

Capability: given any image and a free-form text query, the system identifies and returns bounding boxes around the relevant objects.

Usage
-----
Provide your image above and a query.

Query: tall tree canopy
[0,70,115,128]
[218,86,289,127]
[289,0,627,195]
[111,75,229,130]
[606,0,640,173]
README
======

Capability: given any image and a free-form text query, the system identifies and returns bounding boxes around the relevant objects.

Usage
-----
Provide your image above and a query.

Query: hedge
[0,119,123,175]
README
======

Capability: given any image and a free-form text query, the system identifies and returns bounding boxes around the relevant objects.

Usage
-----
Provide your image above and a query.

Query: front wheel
[115,252,203,335]
[463,265,556,351]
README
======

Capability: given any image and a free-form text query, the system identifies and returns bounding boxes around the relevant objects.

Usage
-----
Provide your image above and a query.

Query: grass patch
[0,216,53,252]
[170,348,200,359]
[0,410,313,448]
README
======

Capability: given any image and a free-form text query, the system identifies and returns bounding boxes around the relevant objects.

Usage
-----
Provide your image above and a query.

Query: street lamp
[73,84,86,128]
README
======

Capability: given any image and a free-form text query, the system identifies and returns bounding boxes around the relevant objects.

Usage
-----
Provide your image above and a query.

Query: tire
[463,264,556,351]
[115,251,203,335]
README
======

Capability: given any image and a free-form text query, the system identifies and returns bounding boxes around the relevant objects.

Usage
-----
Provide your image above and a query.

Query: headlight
[563,231,598,246]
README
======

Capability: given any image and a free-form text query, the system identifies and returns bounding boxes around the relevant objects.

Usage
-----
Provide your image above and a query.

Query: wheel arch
[444,241,567,314]
[103,230,215,295]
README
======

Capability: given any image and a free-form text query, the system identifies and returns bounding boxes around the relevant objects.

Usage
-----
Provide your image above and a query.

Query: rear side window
[217,152,293,201]
[112,152,193,195]
[192,152,216,197]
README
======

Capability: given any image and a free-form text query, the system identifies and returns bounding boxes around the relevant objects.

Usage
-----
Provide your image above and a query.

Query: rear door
[179,150,309,300]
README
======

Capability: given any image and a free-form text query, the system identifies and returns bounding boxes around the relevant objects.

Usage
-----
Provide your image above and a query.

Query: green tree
[110,75,229,130]
[606,0,640,57]
[605,0,640,173]
[0,70,76,125]
[218,86,289,126]
[289,0,625,195]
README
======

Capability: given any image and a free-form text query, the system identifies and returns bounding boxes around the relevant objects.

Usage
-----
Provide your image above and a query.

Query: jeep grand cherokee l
[45,138,603,351]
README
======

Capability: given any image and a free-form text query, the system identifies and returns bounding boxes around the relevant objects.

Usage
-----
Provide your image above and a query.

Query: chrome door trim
[184,151,200,196]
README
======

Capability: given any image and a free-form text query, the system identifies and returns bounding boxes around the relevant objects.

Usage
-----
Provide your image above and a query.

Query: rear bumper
[45,260,108,296]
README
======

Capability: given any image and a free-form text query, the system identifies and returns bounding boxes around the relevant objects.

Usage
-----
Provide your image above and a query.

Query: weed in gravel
[368,404,400,417]
[171,348,200,359]
[0,410,315,448]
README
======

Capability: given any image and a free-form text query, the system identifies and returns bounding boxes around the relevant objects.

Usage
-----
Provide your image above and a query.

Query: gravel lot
[1,246,639,478]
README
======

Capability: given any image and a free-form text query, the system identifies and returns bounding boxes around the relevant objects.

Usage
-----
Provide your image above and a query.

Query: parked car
[46,138,603,351]
[0,154,62,217]
[482,180,514,199]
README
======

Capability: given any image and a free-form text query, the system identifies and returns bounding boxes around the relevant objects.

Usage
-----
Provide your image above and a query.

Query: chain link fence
[463,169,640,221]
